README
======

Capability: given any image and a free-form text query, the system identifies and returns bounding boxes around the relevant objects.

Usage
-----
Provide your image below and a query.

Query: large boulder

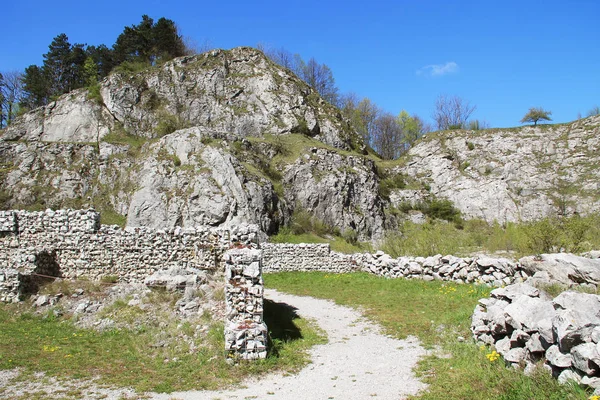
[520,253,600,287]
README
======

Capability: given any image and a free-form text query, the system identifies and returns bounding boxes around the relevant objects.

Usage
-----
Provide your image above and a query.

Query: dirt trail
[152,289,428,400]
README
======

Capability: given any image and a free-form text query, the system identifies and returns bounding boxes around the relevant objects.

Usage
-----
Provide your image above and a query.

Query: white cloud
[416,62,459,77]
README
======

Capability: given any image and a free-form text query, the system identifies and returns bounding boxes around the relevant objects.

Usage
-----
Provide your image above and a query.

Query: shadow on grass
[263,298,302,356]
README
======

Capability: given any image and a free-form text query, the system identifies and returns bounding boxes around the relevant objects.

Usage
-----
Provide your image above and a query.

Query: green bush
[378,173,406,200]
[113,60,152,75]
[86,83,103,105]
[422,198,462,223]
[155,113,185,137]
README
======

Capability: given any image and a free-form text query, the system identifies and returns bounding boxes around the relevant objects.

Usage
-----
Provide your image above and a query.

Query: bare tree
[372,113,403,159]
[0,70,24,126]
[587,105,600,117]
[183,36,213,55]
[432,94,476,130]
[295,56,338,105]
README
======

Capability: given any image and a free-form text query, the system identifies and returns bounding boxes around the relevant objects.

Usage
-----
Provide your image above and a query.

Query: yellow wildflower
[486,350,500,362]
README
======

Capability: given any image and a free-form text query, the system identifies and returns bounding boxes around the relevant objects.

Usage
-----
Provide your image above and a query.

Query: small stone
[557,369,582,385]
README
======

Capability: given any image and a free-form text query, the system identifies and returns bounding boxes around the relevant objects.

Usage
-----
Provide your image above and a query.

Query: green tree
[396,110,422,149]
[21,65,50,109]
[43,33,76,97]
[83,57,98,86]
[85,44,115,79]
[152,17,186,61]
[520,107,552,126]
[113,15,186,65]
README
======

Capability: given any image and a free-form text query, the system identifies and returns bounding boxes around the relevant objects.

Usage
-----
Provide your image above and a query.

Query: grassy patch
[270,209,371,253]
[0,290,325,394]
[265,272,590,399]
[101,127,148,157]
[382,214,600,258]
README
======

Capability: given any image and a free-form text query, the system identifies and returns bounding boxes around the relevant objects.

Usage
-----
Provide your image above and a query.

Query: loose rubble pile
[472,283,600,390]
[224,248,268,360]
[520,253,600,290]
[25,266,225,342]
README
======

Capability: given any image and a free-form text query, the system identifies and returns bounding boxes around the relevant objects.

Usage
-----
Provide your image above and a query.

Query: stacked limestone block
[224,248,268,360]
[0,211,17,233]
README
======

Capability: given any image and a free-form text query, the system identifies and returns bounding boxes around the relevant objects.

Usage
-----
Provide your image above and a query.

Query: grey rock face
[283,148,385,239]
[398,115,600,223]
[4,48,355,150]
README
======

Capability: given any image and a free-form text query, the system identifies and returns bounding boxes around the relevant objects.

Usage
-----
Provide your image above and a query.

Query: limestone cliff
[393,115,600,223]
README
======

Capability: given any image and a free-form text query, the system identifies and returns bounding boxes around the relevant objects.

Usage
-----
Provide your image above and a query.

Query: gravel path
[152,289,428,400]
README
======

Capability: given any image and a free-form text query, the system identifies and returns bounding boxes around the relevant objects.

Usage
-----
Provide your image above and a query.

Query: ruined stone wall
[0,209,260,302]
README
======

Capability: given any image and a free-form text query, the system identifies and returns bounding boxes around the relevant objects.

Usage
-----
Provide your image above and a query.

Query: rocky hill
[0,47,384,239]
[393,115,600,223]
[2,45,599,239]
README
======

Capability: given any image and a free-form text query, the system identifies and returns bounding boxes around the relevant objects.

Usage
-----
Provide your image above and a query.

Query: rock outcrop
[0,47,385,238]
[397,115,600,223]
[3,48,356,150]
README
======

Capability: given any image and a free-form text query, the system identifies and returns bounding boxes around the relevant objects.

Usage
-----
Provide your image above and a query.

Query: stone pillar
[223,248,268,360]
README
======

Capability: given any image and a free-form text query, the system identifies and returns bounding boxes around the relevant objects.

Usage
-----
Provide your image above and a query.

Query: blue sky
[2,0,599,128]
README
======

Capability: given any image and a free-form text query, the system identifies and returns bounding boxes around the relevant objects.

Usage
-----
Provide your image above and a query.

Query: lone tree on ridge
[520,107,552,126]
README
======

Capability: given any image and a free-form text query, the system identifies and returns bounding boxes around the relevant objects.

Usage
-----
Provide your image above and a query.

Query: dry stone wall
[0,209,260,302]
[262,243,359,273]
[262,243,527,287]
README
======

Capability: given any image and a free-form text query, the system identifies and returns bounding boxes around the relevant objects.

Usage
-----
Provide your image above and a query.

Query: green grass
[265,272,590,399]
[0,289,325,394]
[101,129,148,157]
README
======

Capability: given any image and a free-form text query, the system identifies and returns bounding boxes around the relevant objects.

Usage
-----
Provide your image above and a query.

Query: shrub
[421,198,462,223]
[291,118,312,136]
[155,113,184,137]
[86,83,103,105]
[378,173,406,200]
